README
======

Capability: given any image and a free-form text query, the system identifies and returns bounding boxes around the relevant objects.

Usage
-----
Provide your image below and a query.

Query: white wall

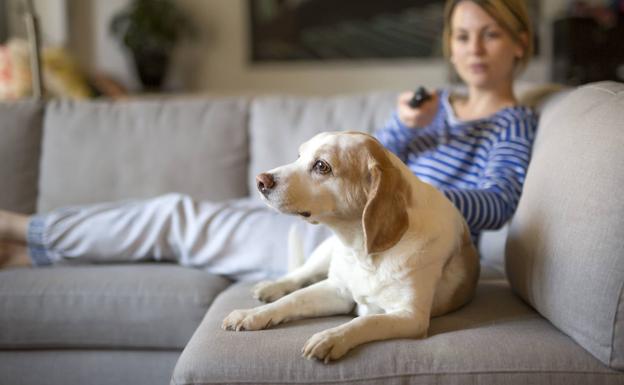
[34,0,67,46]
[65,0,567,95]
[6,0,67,45]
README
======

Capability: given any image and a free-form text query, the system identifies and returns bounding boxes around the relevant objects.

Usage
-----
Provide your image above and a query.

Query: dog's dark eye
[313,160,332,175]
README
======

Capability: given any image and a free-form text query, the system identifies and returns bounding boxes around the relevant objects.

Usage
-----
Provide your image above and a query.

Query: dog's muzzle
[256,172,275,197]
[256,172,311,218]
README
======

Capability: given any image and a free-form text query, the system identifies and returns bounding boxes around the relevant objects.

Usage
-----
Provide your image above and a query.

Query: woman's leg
[0,210,29,243]
[1,194,332,281]
[184,197,332,281]
[0,211,31,268]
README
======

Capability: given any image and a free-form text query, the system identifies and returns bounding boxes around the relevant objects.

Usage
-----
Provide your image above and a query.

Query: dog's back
[431,221,480,317]
[384,144,480,318]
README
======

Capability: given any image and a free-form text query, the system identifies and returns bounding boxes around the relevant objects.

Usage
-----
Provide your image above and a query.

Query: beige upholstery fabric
[0,100,43,213]
[0,350,180,385]
[172,281,622,385]
[0,265,230,349]
[37,98,249,212]
[506,81,624,370]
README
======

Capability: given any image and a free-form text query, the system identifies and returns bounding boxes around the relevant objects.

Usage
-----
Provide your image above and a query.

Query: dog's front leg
[302,309,429,363]
[223,279,354,332]
[253,236,335,302]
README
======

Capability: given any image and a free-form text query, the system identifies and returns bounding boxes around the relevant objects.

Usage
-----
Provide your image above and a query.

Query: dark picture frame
[247,0,540,63]
[248,0,446,62]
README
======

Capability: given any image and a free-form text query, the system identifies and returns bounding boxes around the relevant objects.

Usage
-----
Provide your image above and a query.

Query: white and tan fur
[222,131,479,363]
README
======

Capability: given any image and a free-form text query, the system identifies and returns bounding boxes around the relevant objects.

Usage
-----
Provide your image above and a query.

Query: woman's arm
[375,113,426,163]
[440,117,537,235]
[375,90,442,162]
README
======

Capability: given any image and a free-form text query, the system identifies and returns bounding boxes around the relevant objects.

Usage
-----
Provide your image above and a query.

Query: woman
[0,0,537,279]
[377,0,537,245]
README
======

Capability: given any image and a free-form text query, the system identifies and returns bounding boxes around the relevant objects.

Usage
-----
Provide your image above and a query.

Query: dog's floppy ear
[362,154,410,255]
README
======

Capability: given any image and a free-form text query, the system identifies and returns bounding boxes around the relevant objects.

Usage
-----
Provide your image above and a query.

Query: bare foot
[0,241,32,268]
[0,210,29,243]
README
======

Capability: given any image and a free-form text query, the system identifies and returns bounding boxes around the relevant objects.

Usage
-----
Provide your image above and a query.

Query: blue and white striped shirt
[375,89,538,244]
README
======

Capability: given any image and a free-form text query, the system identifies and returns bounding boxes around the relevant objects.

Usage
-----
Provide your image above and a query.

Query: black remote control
[407,86,432,108]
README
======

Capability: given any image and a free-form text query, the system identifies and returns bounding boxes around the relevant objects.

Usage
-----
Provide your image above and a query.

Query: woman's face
[449,1,525,89]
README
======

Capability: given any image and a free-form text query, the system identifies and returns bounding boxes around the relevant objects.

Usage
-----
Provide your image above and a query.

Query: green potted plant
[110,0,195,91]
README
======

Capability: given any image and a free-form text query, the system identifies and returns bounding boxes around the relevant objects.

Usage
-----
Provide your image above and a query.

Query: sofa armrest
[506,81,624,370]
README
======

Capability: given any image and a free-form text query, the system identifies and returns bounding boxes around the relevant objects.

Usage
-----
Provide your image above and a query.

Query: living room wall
[62,0,566,95]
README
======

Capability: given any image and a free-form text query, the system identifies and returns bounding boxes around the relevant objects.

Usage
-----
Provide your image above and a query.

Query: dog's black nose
[256,173,275,195]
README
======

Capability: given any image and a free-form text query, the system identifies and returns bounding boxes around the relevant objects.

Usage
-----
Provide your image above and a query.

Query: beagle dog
[222,131,480,363]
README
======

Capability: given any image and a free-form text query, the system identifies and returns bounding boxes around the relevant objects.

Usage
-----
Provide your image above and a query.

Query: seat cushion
[0,350,180,385]
[0,265,230,349]
[0,100,43,214]
[506,81,624,370]
[172,280,622,385]
[38,97,249,212]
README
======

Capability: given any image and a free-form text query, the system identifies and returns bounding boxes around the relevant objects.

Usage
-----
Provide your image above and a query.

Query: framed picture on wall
[247,0,540,63]
[248,0,445,62]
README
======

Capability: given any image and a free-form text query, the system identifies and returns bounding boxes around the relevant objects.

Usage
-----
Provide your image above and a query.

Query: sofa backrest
[37,98,250,212]
[0,100,43,214]
[506,81,624,370]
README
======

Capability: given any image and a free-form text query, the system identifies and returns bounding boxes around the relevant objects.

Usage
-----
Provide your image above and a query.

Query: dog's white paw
[252,280,297,302]
[221,308,275,331]
[302,328,350,364]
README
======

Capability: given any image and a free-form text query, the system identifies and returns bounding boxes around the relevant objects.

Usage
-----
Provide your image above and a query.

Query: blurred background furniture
[552,1,624,84]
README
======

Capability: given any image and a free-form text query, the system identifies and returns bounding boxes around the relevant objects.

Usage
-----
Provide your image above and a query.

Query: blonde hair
[442,0,534,75]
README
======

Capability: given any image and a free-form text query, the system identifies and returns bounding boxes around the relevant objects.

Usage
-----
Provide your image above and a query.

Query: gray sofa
[0,81,623,385]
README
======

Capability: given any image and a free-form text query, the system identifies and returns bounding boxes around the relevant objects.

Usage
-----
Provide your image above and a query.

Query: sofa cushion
[0,100,43,214]
[0,265,230,349]
[172,281,622,385]
[38,97,249,213]
[248,92,397,194]
[0,350,180,385]
[506,81,624,370]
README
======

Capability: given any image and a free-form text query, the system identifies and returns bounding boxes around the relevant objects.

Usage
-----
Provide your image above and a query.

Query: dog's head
[257,131,411,254]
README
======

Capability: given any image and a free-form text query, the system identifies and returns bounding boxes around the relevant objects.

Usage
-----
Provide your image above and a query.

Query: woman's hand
[397,90,439,128]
